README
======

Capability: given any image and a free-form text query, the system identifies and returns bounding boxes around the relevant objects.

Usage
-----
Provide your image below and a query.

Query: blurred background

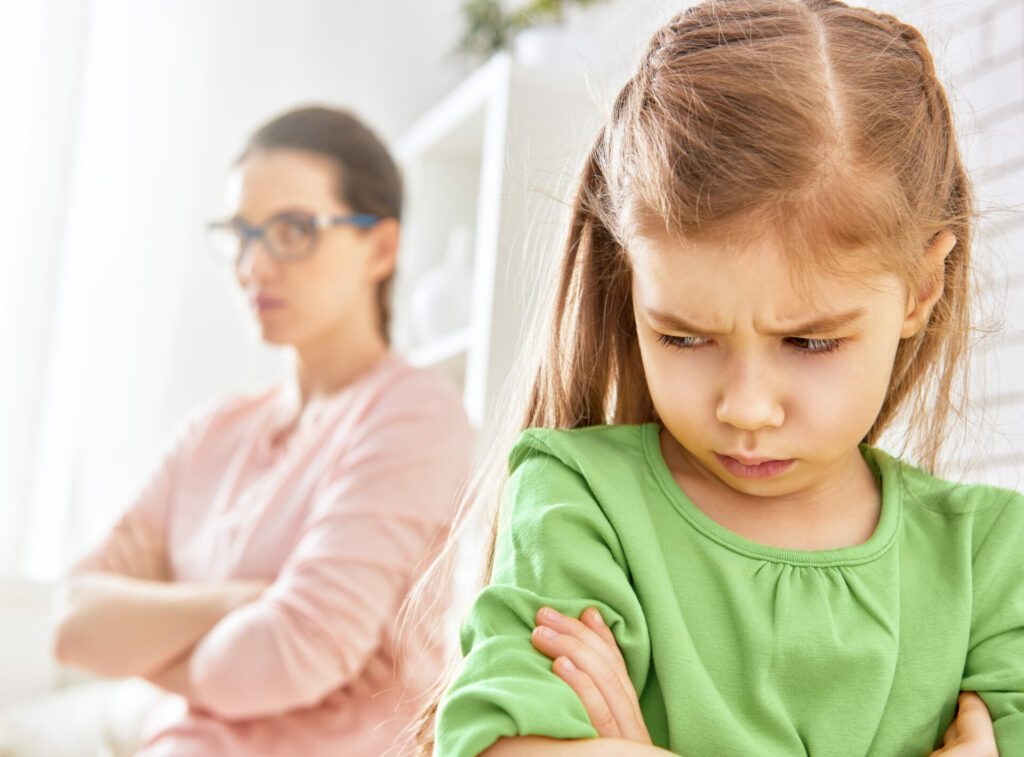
[0,0,1020,708]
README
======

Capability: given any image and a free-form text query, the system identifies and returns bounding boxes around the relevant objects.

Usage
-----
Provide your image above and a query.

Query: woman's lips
[251,294,284,312]
[714,453,795,480]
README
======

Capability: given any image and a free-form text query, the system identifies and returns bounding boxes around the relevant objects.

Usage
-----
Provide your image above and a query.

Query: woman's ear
[901,230,957,338]
[366,218,400,282]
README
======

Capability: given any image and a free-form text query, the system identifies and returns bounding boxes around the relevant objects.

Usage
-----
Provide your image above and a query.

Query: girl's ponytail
[525,124,654,432]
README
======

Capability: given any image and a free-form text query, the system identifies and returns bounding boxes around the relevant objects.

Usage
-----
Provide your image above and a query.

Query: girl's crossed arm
[481,607,672,757]
[531,608,998,757]
[481,737,674,756]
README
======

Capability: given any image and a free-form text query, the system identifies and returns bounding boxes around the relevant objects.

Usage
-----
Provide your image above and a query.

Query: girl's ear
[365,218,400,282]
[900,230,956,338]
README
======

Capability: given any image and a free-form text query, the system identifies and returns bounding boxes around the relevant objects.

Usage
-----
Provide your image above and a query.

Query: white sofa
[0,578,153,757]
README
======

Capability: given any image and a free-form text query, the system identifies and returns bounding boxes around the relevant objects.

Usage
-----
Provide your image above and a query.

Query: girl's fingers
[941,718,958,746]
[531,624,639,739]
[536,608,633,695]
[532,611,652,744]
[580,608,623,663]
[951,692,995,750]
[930,692,996,756]
[550,655,621,740]
[579,608,648,729]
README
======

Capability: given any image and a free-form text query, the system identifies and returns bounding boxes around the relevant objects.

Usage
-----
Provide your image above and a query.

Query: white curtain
[0,1,92,578]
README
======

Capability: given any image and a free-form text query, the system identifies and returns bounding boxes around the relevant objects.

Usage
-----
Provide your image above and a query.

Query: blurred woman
[52,106,473,756]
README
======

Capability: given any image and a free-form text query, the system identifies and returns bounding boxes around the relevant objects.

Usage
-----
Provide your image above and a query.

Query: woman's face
[225,148,396,351]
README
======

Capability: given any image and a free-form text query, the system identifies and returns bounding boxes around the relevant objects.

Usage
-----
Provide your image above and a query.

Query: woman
[52,106,473,756]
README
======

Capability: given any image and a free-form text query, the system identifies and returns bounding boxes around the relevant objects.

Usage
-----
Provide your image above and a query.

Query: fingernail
[589,608,605,626]
[537,625,558,639]
[558,656,576,672]
[541,607,563,623]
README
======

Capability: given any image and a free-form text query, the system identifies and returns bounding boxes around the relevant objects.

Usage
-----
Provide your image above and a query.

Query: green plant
[456,0,607,59]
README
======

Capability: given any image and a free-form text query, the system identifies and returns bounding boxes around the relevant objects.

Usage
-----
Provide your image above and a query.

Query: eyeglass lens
[208,214,319,264]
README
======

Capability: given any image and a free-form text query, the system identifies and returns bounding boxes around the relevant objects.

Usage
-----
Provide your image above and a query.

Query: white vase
[513,23,591,67]
[410,225,473,345]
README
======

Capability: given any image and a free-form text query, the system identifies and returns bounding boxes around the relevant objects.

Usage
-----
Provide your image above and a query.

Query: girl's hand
[929,692,997,756]
[531,606,652,744]
[100,517,170,581]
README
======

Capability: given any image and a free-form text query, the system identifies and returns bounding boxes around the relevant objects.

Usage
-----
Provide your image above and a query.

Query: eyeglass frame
[206,211,381,264]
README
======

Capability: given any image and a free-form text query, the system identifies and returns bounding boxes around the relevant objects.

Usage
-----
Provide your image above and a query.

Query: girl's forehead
[628,229,907,315]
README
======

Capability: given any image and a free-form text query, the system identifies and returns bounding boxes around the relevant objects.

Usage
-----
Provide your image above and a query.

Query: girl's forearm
[53,573,266,678]
[482,737,677,756]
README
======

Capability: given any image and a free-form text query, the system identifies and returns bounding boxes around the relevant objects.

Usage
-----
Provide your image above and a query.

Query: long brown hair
[531,0,972,464]
[239,106,402,341]
[412,0,974,750]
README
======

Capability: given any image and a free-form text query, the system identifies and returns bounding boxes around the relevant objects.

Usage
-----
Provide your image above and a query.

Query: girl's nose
[715,362,785,431]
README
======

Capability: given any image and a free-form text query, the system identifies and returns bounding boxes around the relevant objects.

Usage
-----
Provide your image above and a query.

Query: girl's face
[630,229,926,506]
[225,149,395,350]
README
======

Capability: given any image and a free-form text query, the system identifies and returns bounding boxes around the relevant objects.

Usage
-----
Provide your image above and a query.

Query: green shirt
[436,424,1024,756]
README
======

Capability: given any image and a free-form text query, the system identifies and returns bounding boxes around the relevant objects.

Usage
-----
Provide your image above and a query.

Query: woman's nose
[715,361,785,431]
[236,235,277,282]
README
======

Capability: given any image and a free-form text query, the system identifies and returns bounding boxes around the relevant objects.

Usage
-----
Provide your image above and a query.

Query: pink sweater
[80,353,473,756]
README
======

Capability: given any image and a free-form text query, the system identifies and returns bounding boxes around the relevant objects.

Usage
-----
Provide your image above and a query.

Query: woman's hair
[238,106,402,340]
[412,0,974,749]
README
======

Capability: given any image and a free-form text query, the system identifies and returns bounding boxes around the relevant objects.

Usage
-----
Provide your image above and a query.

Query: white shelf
[392,54,602,430]
[406,327,471,368]
[393,54,510,163]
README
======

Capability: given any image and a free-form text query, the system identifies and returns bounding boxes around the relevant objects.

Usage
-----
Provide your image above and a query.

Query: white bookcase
[392,53,604,430]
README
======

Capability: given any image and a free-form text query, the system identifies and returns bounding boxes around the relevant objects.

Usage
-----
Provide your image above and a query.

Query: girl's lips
[714,453,795,480]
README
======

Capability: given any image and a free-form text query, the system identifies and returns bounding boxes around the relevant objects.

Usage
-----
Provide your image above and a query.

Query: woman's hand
[99,517,170,581]
[531,606,652,744]
[928,692,997,756]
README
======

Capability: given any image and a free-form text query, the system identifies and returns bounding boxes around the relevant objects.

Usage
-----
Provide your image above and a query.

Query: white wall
[905,0,1024,485]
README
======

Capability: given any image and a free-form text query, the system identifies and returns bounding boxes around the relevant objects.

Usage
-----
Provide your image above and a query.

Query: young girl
[428,0,1023,755]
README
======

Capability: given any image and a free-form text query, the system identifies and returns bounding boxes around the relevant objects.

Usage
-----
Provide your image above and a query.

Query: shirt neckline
[263,351,404,460]
[639,423,901,567]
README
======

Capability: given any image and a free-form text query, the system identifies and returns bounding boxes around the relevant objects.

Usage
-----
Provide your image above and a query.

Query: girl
[52,106,473,756]
[428,1,1023,755]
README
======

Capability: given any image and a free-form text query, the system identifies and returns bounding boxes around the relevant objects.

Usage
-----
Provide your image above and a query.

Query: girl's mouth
[714,453,795,480]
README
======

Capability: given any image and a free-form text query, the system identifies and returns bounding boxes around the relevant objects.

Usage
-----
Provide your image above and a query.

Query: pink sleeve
[68,406,212,576]
[187,377,473,720]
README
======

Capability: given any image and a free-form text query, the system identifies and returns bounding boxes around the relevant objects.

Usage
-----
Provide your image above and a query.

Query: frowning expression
[630,228,919,505]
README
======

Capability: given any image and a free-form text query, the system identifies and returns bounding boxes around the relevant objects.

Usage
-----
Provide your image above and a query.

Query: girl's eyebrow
[772,308,867,336]
[644,307,867,336]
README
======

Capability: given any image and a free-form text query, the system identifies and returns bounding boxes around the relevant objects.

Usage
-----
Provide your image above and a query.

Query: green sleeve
[961,492,1024,752]
[435,431,651,757]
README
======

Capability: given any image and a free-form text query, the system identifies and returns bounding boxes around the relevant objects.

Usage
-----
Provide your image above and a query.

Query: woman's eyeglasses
[206,211,379,264]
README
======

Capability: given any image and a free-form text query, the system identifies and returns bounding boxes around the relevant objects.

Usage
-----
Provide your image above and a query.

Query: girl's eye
[787,337,843,354]
[657,334,711,350]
